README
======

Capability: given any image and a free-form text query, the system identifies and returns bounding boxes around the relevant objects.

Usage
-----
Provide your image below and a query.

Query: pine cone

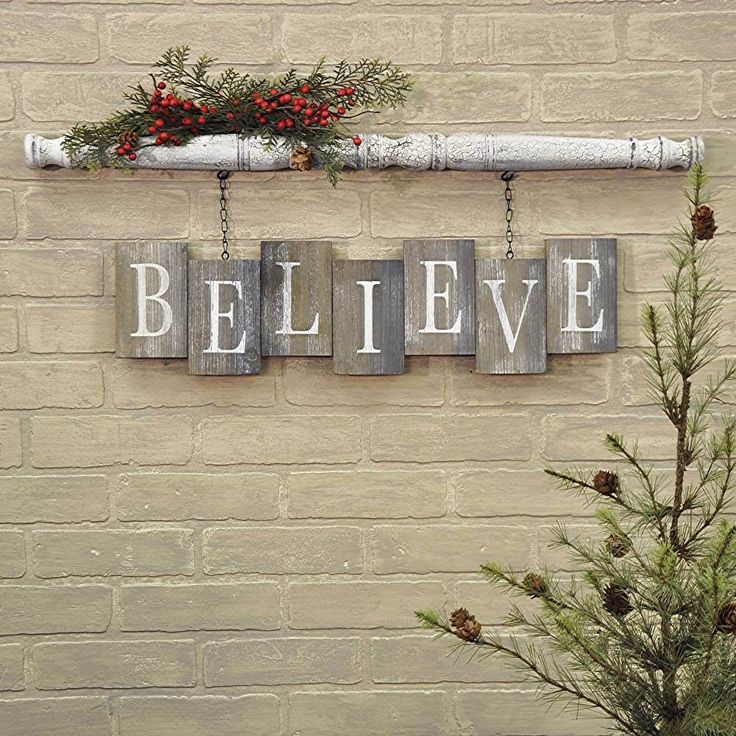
[717,602,736,634]
[603,584,632,619]
[522,572,548,598]
[450,607,481,642]
[118,130,140,147]
[290,146,314,171]
[593,470,619,497]
[691,205,717,241]
[605,534,630,558]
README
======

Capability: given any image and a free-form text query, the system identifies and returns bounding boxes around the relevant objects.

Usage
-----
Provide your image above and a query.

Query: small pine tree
[418,165,736,736]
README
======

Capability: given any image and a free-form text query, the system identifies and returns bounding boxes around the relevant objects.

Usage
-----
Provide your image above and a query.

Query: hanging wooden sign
[115,240,188,358]
[475,258,546,375]
[546,238,617,354]
[188,259,261,376]
[333,260,404,376]
[403,239,476,356]
[261,240,332,357]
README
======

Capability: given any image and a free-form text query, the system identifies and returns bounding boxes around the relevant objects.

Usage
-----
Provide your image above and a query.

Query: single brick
[109,361,276,408]
[0,13,98,62]
[289,581,446,629]
[0,644,24,690]
[32,529,194,578]
[0,418,22,469]
[0,189,16,239]
[0,362,103,409]
[543,414,672,461]
[712,71,736,118]
[31,415,194,468]
[194,188,360,239]
[0,307,18,352]
[627,12,736,61]
[448,355,610,405]
[106,14,273,64]
[0,248,103,296]
[0,475,109,524]
[541,71,702,122]
[283,357,445,406]
[283,15,442,64]
[204,637,361,686]
[0,585,112,635]
[120,583,280,632]
[372,524,530,573]
[370,414,531,462]
[33,640,196,689]
[288,691,451,736]
[26,305,116,353]
[118,695,279,736]
[203,526,362,575]
[201,415,362,465]
[117,473,279,522]
[0,531,25,578]
[454,469,591,518]
[0,73,13,122]
[25,186,189,239]
[371,635,524,683]
[0,698,112,736]
[453,14,616,65]
[288,470,446,519]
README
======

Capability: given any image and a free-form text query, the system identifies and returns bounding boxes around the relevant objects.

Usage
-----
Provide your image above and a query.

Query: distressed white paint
[418,260,462,335]
[204,280,247,354]
[274,261,320,336]
[130,263,173,338]
[483,278,539,354]
[356,280,381,355]
[561,259,604,334]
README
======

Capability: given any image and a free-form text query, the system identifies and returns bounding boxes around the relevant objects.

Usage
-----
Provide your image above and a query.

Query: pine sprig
[61,46,413,183]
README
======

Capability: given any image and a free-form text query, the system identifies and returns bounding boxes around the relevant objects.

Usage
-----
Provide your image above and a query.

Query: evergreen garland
[62,46,413,184]
[418,165,736,736]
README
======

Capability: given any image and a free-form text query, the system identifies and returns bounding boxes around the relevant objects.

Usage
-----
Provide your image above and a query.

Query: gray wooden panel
[333,260,404,375]
[404,239,475,355]
[188,259,260,375]
[261,240,332,356]
[116,240,188,358]
[546,238,617,354]
[475,258,546,374]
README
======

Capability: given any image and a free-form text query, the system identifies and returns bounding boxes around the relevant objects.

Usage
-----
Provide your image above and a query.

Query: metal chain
[217,170,231,260]
[501,170,516,260]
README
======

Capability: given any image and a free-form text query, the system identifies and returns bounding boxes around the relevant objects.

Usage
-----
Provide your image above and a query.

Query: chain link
[217,170,231,260]
[501,170,516,260]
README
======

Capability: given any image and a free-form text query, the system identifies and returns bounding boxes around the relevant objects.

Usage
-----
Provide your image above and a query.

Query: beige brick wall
[0,0,733,733]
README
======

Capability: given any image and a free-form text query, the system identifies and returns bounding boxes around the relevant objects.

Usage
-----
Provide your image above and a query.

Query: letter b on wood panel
[188,259,260,375]
[333,260,404,375]
[546,238,617,353]
[116,241,188,358]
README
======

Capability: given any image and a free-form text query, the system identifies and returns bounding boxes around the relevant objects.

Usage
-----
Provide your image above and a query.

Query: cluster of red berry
[115,80,363,161]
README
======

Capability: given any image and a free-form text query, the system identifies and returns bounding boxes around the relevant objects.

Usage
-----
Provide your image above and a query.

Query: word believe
[115,238,617,376]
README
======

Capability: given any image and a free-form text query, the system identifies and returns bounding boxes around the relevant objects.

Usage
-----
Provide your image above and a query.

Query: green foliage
[417,165,736,736]
[62,46,413,184]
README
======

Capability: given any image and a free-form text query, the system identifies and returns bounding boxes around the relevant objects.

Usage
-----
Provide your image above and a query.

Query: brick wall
[0,1,734,734]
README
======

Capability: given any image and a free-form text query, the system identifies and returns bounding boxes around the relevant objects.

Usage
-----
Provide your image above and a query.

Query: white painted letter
[418,260,462,334]
[204,280,247,354]
[483,278,539,353]
[275,261,319,335]
[561,258,604,333]
[130,263,173,338]
[356,280,381,354]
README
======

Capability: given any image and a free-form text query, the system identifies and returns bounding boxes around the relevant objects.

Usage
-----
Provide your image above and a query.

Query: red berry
[300,84,311,94]
[117,147,126,156]
[191,127,199,133]
[155,118,165,128]
[150,105,160,113]
[182,117,192,126]
[147,125,157,134]
[128,152,137,161]
[183,101,193,111]
[123,142,132,152]
[346,87,355,96]
[154,89,162,97]
[320,119,329,127]
[197,116,207,125]
[210,106,218,114]
[353,136,362,146]
[347,99,355,107]
[269,88,279,97]
[320,109,330,119]
[154,138,163,145]
[277,119,287,130]
[232,99,240,106]
[304,118,312,126]
[337,106,346,115]
[173,138,182,146]
[157,81,167,90]
[279,93,292,104]
[159,132,169,141]
[161,99,170,108]
[270,101,278,110]
[286,118,295,128]
[226,111,235,120]
[200,105,209,114]
[338,89,346,97]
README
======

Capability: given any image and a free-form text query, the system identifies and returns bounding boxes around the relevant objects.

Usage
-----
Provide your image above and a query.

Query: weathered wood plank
[476,258,546,374]
[333,260,404,375]
[116,240,188,358]
[546,238,617,354]
[188,259,260,375]
[403,239,475,355]
[261,240,332,356]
